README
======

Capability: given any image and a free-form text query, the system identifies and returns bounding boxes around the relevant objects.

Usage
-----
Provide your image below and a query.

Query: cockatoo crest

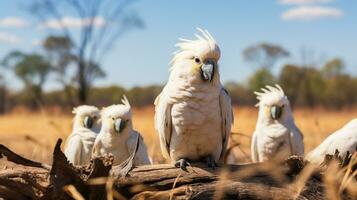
[254,84,289,107]
[72,105,99,117]
[121,95,131,109]
[101,95,132,119]
[171,28,220,68]
[71,105,100,130]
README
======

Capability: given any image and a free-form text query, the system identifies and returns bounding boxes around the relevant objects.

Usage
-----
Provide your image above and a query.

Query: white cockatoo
[154,28,233,169]
[306,119,357,165]
[64,105,101,165]
[251,85,304,162]
[92,96,151,166]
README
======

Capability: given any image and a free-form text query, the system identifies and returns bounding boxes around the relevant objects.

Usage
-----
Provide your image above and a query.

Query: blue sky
[0,0,356,90]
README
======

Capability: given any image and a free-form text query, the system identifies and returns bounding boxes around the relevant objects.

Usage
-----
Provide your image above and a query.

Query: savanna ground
[0,106,355,165]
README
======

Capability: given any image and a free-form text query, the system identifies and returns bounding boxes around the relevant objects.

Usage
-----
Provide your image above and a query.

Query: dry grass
[0,106,355,164]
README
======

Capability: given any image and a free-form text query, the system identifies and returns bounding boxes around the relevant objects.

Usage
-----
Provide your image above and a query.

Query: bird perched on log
[92,96,151,166]
[64,105,101,165]
[251,85,304,162]
[154,28,233,170]
[306,118,357,165]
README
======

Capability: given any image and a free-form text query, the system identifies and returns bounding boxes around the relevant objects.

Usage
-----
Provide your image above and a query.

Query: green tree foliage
[278,60,356,108]
[322,59,356,108]
[322,58,344,78]
[248,68,275,92]
[88,86,126,107]
[224,81,255,105]
[278,64,302,106]
[126,85,163,107]
[226,59,357,109]
[2,52,52,107]
[279,65,325,107]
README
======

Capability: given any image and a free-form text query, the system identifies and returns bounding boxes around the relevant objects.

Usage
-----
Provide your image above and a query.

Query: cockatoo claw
[175,158,190,171]
[205,156,218,169]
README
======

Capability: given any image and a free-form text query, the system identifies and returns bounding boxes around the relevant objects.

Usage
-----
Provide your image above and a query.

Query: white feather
[92,96,151,166]
[64,105,100,165]
[306,119,357,165]
[251,85,304,162]
[154,29,233,164]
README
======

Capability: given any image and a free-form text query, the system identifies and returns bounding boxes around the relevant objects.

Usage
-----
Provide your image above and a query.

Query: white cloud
[0,32,21,44]
[40,16,105,29]
[279,0,333,5]
[31,39,41,46]
[281,6,343,21]
[0,17,29,28]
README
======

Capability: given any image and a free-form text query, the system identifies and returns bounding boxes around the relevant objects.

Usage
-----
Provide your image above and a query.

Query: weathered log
[0,139,355,200]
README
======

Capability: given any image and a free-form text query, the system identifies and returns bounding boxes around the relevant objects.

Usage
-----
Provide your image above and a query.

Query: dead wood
[0,144,50,170]
[0,139,355,200]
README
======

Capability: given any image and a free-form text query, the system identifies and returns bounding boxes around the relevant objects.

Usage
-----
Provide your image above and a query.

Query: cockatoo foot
[205,156,218,169]
[175,158,190,171]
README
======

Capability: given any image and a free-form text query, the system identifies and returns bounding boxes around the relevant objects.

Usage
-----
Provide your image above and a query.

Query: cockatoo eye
[270,106,283,120]
[83,116,94,129]
[194,57,201,64]
[114,118,126,133]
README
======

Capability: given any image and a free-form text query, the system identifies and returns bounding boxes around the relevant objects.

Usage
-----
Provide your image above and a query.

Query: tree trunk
[0,86,6,114]
[78,60,87,104]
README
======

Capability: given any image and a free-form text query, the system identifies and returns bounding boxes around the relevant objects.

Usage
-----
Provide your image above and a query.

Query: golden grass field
[0,106,356,165]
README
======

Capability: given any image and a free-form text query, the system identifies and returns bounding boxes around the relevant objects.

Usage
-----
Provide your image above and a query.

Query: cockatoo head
[72,105,100,132]
[170,28,221,84]
[255,85,292,122]
[100,95,133,135]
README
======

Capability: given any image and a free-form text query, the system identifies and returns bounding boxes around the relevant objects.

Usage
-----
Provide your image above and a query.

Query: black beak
[84,116,94,129]
[114,118,126,133]
[201,60,215,82]
[271,106,283,120]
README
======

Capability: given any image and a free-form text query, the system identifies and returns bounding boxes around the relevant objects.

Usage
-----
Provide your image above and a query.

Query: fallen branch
[0,139,355,200]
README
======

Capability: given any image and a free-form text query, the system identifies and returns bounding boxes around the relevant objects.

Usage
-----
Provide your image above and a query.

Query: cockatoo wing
[154,92,173,159]
[256,125,293,161]
[290,125,304,156]
[91,138,102,158]
[307,119,357,164]
[64,135,82,165]
[219,88,234,161]
[251,132,259,162]
[127,132,152,165]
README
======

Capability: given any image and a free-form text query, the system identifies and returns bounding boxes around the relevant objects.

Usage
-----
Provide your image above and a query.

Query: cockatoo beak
[271,106,282,120]
[201,60,215,82]
[84,116,94,129]
[114,118,126,133]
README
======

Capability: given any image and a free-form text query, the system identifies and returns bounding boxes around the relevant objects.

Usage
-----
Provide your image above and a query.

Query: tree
[43,36,76,105]
[2,51,52,107]
[248,68,275,92]
[28,0,144,103]
[224,81,254,105]
[243,43,289,69]
[322,58,344,78]
[278,64,325,107]
[0,75,6,114]
[279,64,303,106]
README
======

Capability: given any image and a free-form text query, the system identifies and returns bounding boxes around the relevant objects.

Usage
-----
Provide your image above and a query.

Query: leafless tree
[28,0,144,103]
[243,43,289,70]
[0,75,6,114]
